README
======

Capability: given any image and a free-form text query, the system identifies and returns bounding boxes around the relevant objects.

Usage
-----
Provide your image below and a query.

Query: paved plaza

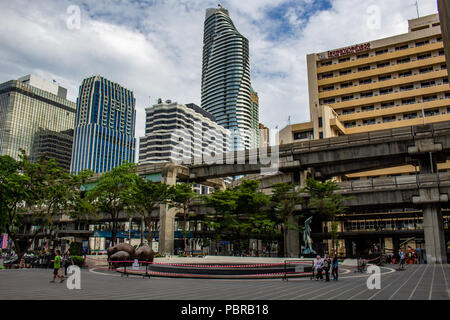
[0,264,449,300]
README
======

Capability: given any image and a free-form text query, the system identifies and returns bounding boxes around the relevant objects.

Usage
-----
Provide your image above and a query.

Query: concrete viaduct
[136,123,450,263]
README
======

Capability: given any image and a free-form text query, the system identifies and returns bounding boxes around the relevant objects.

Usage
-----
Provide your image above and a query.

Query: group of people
[312,254,339,281]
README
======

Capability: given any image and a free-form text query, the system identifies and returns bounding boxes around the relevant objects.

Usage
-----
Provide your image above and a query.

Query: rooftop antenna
[413,0,420,18]
[218,3,223,8]
[288,115,291,126]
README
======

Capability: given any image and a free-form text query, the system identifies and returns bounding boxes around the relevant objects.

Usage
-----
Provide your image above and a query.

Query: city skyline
[0,0,440,143]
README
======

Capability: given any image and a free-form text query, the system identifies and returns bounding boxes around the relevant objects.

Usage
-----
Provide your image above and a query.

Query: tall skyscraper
[0,75,76,164]
[201,5,259,151]
[70,75,136,175]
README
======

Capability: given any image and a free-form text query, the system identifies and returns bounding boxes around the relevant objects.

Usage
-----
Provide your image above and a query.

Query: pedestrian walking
[50,250,65,283]
[332,254,339,281]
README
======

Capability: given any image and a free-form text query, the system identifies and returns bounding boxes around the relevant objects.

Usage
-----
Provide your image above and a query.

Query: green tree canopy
[132,177,174,245]
[86,162,138,246]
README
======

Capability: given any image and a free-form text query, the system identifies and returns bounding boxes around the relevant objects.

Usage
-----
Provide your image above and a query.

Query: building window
[395,44,409,51]
[377,62,390,68]
[321,61,332,67]
[425,109,439,117]
[423,95,437,102]
[402,98,416,105]
[321,73,333,79]
[379,75,392,81]
[399,71,412,77]
[293,131,313,140]
[381,102,395,109]
[376,49,388,55]
[322,85,335,91]
[341,82,353,89]
[417,53,431,60]
[358,65,371,72]
[344,121,356,128]
[359,78,372,85]
[397,57,411,64]
[383,116,396,123]
[339,69,352,76]
[323,98,336,104]
[360,91,373,98]
[319,132,323,139]
[357,53,369,59]
[419,66,433,74]
[400,84,414,91]
[415,40,430,47]
[361,105,375,112]
[380,88,393,95]
[318,117,323,128]
[363,119,376,125]
[341,95,354,101]
[339,57,351,63]
[343,108,355,115]
[403,112,418,119]
[421,81,435,88]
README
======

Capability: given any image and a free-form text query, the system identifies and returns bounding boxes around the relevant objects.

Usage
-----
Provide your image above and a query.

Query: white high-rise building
[138,100,230,165]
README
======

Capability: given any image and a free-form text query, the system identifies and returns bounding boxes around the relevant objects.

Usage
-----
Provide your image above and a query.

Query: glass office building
[70,75,136,175]
[0,76,76,162]
[201,6,259,151]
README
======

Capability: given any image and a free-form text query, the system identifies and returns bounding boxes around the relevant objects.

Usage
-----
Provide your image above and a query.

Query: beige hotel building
[281,13,449,178]
[279,13,450,257]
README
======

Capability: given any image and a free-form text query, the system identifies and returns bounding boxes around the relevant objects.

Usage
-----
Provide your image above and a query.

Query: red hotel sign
[322,43,371,59]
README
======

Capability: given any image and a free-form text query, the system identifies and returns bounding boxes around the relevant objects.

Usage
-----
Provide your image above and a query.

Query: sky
[0,0,441,141]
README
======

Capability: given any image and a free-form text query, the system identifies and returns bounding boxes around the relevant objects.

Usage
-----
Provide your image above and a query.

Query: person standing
[50,250,65,283]
[63,250,72,276]
[314,255,323,280]
[332,254,339,281]
[399,249,406,270]
[323,254,331,282]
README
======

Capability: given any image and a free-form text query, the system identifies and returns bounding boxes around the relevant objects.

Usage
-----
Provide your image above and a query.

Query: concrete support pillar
[286,215,299,257]
[423,204,447,264]
[159,205,177,255]
[158,164,181,256]
[286,170,309,258]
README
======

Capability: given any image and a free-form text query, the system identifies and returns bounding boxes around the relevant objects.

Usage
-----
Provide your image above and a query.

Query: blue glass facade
[70,76,136,174]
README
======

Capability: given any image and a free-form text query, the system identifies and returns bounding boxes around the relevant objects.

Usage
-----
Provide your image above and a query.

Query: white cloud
[0,0,440,146]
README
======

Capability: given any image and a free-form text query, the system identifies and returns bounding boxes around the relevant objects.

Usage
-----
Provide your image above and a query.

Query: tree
[169,183,198,255]
[0,152,90,263]
[303,178,348,254]
[132,177,174,246]
[86,162,138,247]
[204,180,271,255]
[270,183,304,257]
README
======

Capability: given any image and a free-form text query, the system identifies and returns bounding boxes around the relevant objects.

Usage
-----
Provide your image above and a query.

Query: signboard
[1,234,7,249]
[318,43,371,60]
[132,259,139,270]
[152,242,159,253]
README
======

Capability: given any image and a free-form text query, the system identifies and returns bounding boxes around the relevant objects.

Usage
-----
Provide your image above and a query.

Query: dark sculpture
[135,245,155,262]
[114,243,135,258]
[106,244,154,270]
[109,251,131,268]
